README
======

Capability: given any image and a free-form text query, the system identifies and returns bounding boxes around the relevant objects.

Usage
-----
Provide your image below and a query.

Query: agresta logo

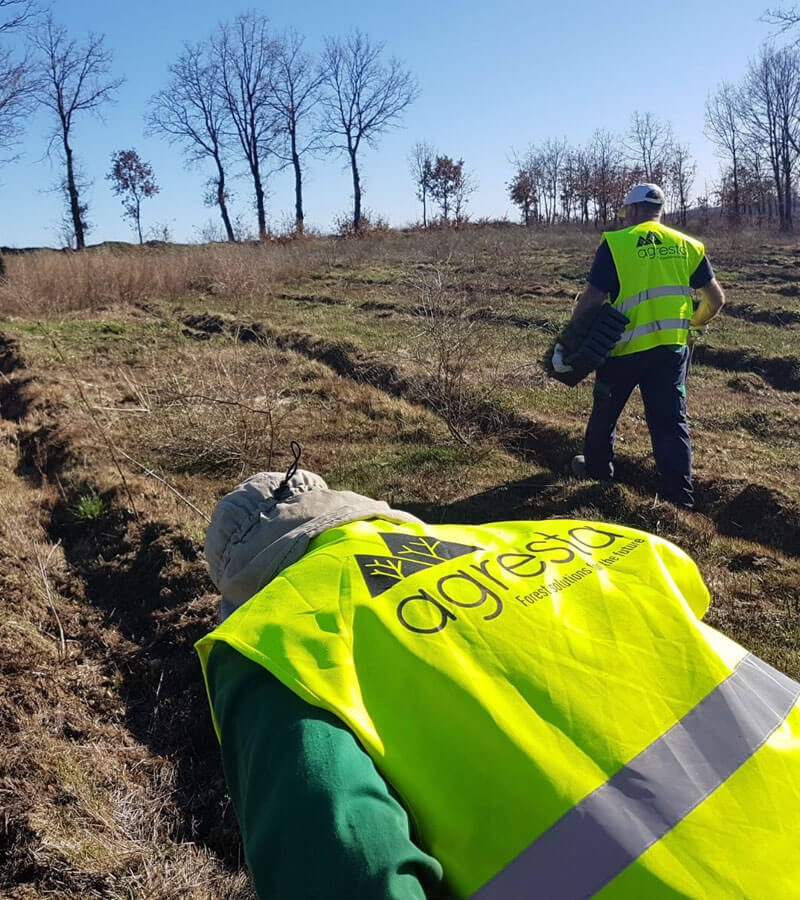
[636,239,689,261]
[356,526,645,636]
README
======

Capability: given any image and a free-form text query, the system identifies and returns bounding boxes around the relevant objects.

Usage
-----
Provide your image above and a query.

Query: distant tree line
[504,113,695,228]
[705,40,800,230]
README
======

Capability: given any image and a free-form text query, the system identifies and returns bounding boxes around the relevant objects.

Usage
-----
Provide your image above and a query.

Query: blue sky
[0,0,784,246]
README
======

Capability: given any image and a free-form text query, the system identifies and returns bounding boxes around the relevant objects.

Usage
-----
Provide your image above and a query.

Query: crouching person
[196,469,800,899]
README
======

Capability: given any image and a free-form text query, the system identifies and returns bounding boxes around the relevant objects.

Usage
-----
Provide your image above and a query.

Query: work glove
[687,326,707,347]
[551,343,574,373]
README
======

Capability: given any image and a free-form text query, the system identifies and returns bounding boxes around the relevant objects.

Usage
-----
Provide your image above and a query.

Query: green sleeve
[206,642,447,900]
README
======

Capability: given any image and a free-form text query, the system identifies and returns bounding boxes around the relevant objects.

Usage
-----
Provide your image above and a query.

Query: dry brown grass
[0,424,254,898]
[0,240,344,317]
[1,222,796,321]
[120,339,298,480]
[0,225,608,320]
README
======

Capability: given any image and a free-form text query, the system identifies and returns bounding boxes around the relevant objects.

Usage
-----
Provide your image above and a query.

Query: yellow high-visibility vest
[196,518,800,898]
[604,221,705,357]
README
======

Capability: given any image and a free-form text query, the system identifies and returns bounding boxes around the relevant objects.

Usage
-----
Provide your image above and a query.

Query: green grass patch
[70,491,108,522]
[393,445,477,474]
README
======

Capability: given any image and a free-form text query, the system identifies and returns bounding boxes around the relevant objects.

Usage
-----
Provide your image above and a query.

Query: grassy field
[1,225,799,897]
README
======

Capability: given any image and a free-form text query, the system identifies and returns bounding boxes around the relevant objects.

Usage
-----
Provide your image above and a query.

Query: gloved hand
[551,343,574,374]
[687,326,707,347]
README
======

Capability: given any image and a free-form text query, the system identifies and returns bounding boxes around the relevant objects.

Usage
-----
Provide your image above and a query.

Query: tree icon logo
[355,532,478,597]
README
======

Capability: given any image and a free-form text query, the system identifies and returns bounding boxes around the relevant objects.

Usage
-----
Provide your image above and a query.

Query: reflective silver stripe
[617,284,693,314]
[472,654,800,900]
[615,317,691,345]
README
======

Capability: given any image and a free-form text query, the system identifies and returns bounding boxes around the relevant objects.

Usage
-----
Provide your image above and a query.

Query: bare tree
[212,12,278,240]
[705,81,744,221]
[319,30,418,232]
[148,41,235,242]
[0,0,37,158]
[740,44,800,230]
[268,30,323,234]
[741,142,775,218]
[453,165,477,223]
[0,0,37,275]
[559,149,578,222]
[566,146,593,224]
[762,5,800,31]
[0,0,33,32]
[668,143,695,226]
[589,129,625,225]
[539,137,568,224]
[509,143,584,225]
[32,16,123,250]
[0,48,31,153]
[627,111,674,183]
[107,149,159,243]
[510,133,658,226]
[56,168,90,247]
[409,140,434,227]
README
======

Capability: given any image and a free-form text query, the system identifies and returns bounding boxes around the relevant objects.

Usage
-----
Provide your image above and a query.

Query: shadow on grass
[400,467,800,560]
[400,472,653,528]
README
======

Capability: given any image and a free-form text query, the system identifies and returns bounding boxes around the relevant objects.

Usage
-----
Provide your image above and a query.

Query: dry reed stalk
[113,446,211,524]
[35,543,66,659]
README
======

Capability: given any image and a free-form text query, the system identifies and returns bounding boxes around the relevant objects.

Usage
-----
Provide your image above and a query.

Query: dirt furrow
[723,301,800,327]
[277,328,800,555]
[270,292,800,390]
[277,291,559,332]
[0,332,248,895]
[179,317,800,558]
[692,344,800,392]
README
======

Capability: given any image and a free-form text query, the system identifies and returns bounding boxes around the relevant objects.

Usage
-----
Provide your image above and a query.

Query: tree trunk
[214,156,235,242]
[770,154,784,228]
[136,196,143,244]
[63,137,85,250]
[350,150,361,232]
[255,178,267,239]
[291,131,304,235]
[250,152,267,239]
[422,185,427,228]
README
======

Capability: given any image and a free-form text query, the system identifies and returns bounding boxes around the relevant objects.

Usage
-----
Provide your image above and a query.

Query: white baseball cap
[622,183,665,206]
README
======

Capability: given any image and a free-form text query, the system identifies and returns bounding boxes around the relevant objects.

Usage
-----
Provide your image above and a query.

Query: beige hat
[205,468,422,621]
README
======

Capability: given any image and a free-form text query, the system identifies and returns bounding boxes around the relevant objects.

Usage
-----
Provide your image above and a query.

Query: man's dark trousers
[583,345,693,508]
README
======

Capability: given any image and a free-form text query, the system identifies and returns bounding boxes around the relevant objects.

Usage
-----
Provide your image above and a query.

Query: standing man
[566,184,725,509]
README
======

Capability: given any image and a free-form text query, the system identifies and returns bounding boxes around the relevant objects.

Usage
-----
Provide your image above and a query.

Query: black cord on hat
[274,441,303,501]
